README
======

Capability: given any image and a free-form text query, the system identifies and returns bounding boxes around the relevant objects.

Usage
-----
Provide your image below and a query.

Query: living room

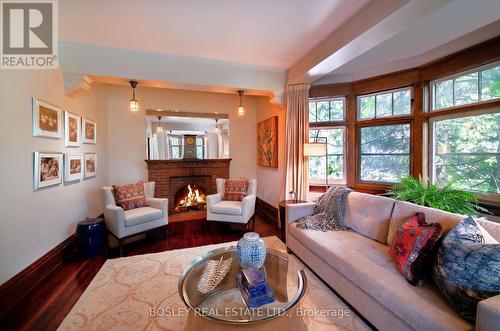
[0,0,499,330]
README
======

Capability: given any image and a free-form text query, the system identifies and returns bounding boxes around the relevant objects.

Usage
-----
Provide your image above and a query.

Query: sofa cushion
[390,212,443,285]
[387,201,464,246]
[211,200,242,215]
[112,182,149,211]
[343,192,395,244]
[433,217,500,322]
[288,223,473,330]
[124,207,163,227]
[224,179,249,201]
[476,218,500,242]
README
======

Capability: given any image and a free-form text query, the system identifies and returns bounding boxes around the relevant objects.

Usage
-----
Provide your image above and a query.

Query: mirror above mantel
[146,111,229,160]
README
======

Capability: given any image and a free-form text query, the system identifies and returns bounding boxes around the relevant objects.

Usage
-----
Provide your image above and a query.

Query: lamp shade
[304,143,326,157]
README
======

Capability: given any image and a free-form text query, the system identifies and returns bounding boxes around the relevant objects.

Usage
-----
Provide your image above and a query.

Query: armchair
[206,178,257,229]
[101,181,168,256]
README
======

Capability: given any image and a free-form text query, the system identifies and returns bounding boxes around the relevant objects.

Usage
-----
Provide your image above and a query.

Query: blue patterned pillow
[433,217,500,321]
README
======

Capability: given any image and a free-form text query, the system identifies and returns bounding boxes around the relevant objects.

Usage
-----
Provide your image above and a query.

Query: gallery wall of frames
[32,97,97,190]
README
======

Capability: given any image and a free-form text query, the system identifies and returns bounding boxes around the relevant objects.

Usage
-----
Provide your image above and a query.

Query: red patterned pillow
[390,212,443,285]
[224,179,249,201]
[112,182,149,211]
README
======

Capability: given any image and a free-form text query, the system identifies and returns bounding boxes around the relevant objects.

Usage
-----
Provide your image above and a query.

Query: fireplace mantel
[145,158,231,213]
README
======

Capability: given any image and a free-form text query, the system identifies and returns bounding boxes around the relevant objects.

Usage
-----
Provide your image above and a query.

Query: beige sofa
[286,192,500,331]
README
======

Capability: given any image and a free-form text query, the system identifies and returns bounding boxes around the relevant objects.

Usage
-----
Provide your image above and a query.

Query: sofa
[286,191,500,331]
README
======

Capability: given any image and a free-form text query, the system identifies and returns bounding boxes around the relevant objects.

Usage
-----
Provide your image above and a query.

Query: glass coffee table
[178,245,307,324]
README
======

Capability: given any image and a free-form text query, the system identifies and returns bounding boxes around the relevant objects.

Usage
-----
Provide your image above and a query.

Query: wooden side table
[279,200,307,243]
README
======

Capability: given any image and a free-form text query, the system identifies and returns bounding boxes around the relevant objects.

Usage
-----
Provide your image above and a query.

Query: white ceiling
[59,0,369,69]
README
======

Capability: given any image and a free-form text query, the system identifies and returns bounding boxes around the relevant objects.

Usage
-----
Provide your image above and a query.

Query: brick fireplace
[145,159,231,214]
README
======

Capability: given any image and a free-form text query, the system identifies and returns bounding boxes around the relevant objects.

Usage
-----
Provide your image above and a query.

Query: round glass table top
[178,245,307,324]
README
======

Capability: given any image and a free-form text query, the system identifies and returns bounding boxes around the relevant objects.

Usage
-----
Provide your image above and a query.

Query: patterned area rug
[58,236,370,331]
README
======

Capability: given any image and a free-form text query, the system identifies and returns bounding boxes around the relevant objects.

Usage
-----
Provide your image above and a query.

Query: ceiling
[59,0,369,70]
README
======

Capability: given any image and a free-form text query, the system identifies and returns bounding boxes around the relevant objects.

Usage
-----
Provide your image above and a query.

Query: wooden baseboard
[0,234,76,319]
[256,197,278,224]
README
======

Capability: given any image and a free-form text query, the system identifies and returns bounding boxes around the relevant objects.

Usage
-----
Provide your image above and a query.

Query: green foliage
[386,176,488,216]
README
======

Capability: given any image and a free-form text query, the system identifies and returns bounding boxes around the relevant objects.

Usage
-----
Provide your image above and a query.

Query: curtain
[285,83,310,201]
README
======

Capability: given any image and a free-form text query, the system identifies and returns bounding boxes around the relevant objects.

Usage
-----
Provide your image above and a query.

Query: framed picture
[64,111,81,147]
[257,116,278,168]
[64,153,84,182]
[34,152,63,189]
[32,98,63,138]
[84,153,97,178]
[82,118,96,144]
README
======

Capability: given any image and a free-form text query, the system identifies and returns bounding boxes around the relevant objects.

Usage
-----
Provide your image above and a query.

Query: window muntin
[431,61,500,111]
[431,111,500,194]
[169,137,182,159]
[359,124,411,183]
[308,128,345,184]
[357,87,412,120]
[309,97,345,123]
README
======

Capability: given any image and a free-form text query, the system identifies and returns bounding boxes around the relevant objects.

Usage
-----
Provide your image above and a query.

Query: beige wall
[0,71,108,284]
[255,96,286,207]
[105,85,258,184]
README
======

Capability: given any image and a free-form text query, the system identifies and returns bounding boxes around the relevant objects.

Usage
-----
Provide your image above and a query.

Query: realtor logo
[1,0,58,69]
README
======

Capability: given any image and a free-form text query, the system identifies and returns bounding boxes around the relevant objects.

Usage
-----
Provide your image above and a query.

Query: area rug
[58,236,370,331]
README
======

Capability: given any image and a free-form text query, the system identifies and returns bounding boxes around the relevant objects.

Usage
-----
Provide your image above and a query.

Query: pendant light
[156,116,163,133]
[129,80,139,112]
[237,90,245,116]
[214,118,220,132]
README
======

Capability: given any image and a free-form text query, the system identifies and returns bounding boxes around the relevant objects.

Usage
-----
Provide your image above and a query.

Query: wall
[105,85,257,184]
[255,96,286,207]
[0,71,108,285]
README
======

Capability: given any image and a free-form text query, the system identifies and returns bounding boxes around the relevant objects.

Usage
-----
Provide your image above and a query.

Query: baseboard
[0,234,76,319]
[255,197,278,224]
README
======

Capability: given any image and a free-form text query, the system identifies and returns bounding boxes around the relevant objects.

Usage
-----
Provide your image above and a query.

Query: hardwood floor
[0,216,280,331]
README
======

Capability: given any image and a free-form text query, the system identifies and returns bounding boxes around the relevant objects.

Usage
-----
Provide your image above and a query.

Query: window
[196,137,205,159]
[431,61,500,111]
[309,97,345,123]
[308,128,345,184]
[169,137,182,159]
[431,111,500,194]
[358,87,412,120]
[359,124,410,183]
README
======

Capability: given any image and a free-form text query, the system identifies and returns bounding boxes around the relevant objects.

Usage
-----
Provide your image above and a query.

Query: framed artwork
[65,111,81,147]
[32,98,63,138]
[84,153,97,178]
[257,116,278,168]
[64,153,84,182]
[82,118,96,144]
[34,152,63,189]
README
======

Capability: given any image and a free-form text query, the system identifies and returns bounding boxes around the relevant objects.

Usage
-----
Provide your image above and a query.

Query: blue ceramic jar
[236,232,266,268]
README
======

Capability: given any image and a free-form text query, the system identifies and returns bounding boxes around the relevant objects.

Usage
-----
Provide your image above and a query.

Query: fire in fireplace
[174,184,207,213]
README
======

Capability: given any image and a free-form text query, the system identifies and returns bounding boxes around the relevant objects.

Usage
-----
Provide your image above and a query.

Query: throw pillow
[224,179,249,201]
[112,182,149,210]
[390,212,443,285]
[433,217,500,321]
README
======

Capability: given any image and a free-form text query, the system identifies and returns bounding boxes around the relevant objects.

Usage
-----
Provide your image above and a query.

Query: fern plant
[386,176,487,216]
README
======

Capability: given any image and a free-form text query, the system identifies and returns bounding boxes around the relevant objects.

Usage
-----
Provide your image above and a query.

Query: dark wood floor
[0,216,280,331]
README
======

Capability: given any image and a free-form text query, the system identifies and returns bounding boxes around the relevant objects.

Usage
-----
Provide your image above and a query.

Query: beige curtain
[285,84,310,201]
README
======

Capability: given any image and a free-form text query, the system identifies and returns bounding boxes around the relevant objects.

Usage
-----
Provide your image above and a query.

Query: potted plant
[386,176,488,216]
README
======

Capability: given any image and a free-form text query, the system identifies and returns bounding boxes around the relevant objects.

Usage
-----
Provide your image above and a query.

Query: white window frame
[309,96,346,123]
[430,60,500,112]
[357,86,413,121]
[308,126,347,186]
[428,107,500,201]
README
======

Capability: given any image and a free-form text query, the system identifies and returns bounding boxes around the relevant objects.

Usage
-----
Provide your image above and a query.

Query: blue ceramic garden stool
[76,218,106,259]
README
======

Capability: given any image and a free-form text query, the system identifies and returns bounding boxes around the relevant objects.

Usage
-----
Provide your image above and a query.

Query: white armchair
[101,181,168,256]
[206,178,257,229]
